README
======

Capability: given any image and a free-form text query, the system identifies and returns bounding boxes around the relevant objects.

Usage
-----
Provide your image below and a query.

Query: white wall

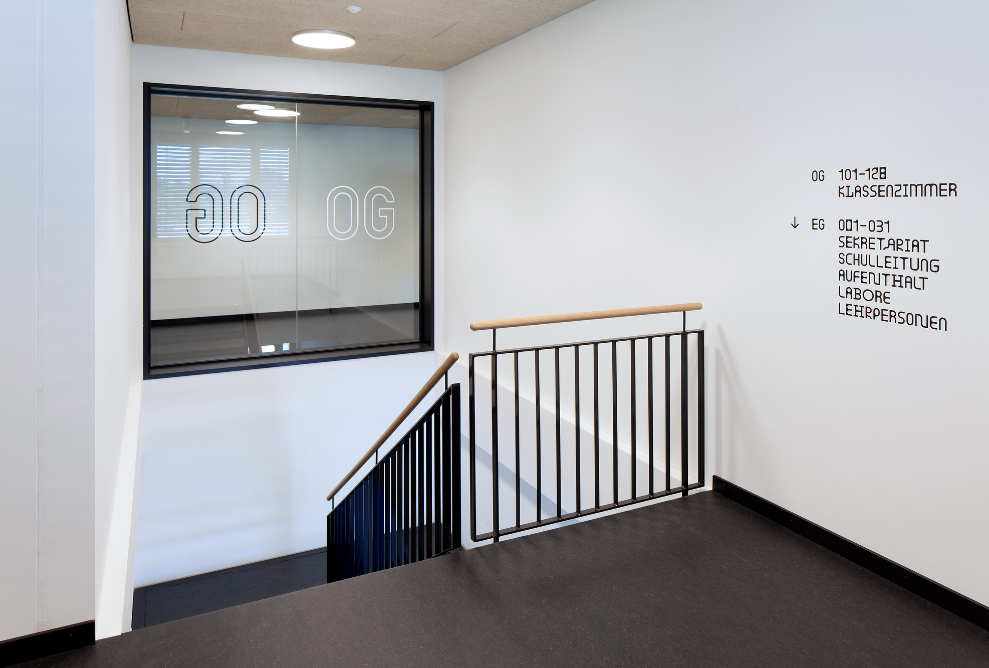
[94,0,135,639]
[134,351,448,585]
[0,0,98,642]
[443,0,989,606]
[132,45,445,585]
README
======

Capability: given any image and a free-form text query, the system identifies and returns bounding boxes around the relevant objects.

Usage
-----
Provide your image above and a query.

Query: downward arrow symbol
[791,217,799,229]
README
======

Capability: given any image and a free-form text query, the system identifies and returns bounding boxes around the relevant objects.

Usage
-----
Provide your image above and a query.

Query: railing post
[555,347,561,519]
[697,331,705,488]
[665,336,671,493]
[612,341,618,506]
[491,330,499,542]
[574,345,580,514]
[452,383,462,549]
[630,339,636,501]
[469,355,476,542]
[514,352,520,529]
[681,331,689,497]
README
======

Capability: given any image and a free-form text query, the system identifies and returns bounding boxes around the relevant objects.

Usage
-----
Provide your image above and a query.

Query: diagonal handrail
[468,303,702,331]
[326,352,460,502]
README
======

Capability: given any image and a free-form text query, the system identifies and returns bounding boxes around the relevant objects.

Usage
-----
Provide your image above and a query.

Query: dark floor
[19,492,989,667]
[132,548,326,629]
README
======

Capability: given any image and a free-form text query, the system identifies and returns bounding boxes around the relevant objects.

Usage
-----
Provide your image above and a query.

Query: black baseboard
[133,547,327,629]
[712,475,989,633]
[0,620,94,667]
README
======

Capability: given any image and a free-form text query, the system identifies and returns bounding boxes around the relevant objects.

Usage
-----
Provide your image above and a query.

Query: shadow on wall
[713,324,777,485]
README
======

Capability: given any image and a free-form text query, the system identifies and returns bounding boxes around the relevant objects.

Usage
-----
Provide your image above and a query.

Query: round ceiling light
[226,119,258,125]
[291,29,356,49]
[254,109,300,117]
[216,130,244,135]
[237,103,275,111]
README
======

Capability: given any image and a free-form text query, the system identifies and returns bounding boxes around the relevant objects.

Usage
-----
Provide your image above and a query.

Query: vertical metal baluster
[697,331,706,489]
[404,437,410,565]
[366,480,372,574]
[389,453,395,568]
[612,341,618,506]
[326,512,333,583]
[374,472,379,573]
[535,349,542,523]
[468,355,476,542]
[555,347,561,519]
[373,475,378,572]
[406,436,413,565]
[443,390,452,553]
[374,464,387,571]
[409,431,419,563]
[389,443,402,566]
[381,463,386,571]
[648,337,654,497]
[360,483,366,575]
[343,501,348,578]
[452,383,462,549]
[393,446,399,568]
[433,406,441,556]
[630,339,636,501]
[355,484,361,576]
[426,410,433,558]
[665,336,671,493]
[514,352,520,530]
[681,330,689,497]
[418,424,425,559]
[574,345,580,514]
[491,333,499,542]
[593,343,600,510]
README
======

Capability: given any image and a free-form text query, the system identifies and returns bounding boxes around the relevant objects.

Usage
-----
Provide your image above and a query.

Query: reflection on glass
[148,93,422,372]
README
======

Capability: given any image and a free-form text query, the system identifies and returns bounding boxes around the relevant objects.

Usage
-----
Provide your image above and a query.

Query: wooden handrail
[326,352,460,502]
[469,303,702,331]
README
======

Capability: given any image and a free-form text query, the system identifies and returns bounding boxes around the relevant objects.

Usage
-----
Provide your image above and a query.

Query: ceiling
[150,94,422,128]
[128,0,594,71]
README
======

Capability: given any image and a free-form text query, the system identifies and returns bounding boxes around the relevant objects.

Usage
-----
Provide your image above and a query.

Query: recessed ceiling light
[216,130,244,135]
[254,109,300,117]
[292,29,356,49]
[225,119,258,125]
[346,5,361,13]
[399,115,417,120]
[237,103,275,111]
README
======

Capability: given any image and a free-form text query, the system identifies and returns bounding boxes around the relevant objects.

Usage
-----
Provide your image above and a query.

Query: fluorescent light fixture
[282,343,290,351]
[399,115,417,120]
[346,6,362,13]
[225,119,258,125]
[237,103,274,110]
[261,345,275,353]
[291,29,356,49]
[216,130,244,135]
[254,109,300,117]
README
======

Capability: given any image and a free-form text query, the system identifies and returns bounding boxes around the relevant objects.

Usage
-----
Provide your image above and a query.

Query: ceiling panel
[130,0,594,71]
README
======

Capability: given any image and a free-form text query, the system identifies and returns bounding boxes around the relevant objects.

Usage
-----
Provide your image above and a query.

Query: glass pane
[148,93,422,371]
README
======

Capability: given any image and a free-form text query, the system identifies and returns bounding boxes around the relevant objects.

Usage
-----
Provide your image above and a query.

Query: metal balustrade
[468,305,705,543]
[326,354,461,584]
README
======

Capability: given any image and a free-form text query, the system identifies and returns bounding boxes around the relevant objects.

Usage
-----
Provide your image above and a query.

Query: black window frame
[143,82,435,379]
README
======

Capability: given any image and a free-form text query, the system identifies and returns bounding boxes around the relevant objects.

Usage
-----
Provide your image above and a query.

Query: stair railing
[326,352,461,583]
[468,303,705,543]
